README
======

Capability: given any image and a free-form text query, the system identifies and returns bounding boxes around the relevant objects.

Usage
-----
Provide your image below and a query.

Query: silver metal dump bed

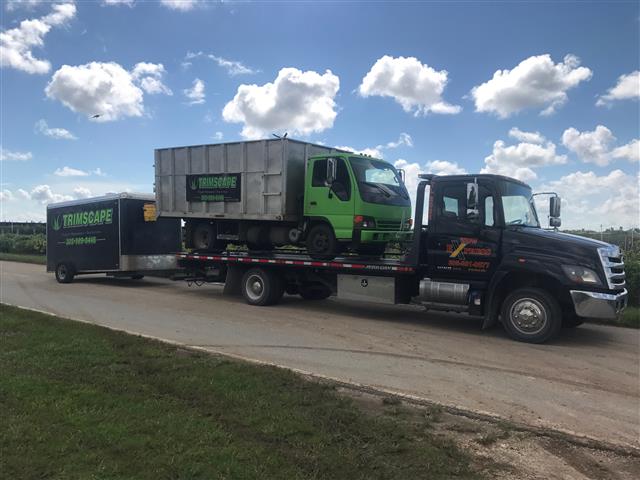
[155,138,343,221]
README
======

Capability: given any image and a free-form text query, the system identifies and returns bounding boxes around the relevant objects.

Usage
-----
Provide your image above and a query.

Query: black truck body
[175,173,628,343]
[47,193,181,283]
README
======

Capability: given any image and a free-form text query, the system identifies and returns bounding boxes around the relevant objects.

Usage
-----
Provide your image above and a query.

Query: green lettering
[105,209,112,224]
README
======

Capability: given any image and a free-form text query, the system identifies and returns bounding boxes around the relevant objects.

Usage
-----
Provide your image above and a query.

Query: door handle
[309,201,317,206]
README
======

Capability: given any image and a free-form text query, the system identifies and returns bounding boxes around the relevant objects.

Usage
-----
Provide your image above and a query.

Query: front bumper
[358,230,412,243]
[570,289,628,320]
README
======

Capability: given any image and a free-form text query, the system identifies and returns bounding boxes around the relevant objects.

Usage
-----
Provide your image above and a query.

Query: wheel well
[304,218,333,239]
[491,272,574,321]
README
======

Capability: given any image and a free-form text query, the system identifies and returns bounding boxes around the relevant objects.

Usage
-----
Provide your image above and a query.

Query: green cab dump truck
[154,138,412,258]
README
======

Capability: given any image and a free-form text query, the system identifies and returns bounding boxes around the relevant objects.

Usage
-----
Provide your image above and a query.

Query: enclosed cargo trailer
[47,193,181,283]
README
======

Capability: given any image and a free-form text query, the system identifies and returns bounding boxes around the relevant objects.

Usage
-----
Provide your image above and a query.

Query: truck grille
[597,246,626,290]
[376,219,402,231]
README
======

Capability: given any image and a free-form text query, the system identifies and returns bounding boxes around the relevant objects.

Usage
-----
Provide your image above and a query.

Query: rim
[245,274,265,301]
[311,232,329,253]
[57,264,67,278]
[509,297,547,335]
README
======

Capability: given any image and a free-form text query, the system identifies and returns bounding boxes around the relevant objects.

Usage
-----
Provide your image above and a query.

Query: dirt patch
[339,387,640,480]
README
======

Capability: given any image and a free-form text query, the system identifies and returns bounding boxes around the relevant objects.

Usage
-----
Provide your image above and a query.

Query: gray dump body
[155,139,344,222]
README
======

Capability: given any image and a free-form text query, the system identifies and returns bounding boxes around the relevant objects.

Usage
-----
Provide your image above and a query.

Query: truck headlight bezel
[561,265,602,286]
[353,215,376,229]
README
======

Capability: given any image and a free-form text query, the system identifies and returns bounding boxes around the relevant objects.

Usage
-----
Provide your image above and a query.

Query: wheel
[55,263,75,284]
[130,274,144,280]
[299,283,332,300]
[306,224,338,260]
[241,268,284,306]
[501,288,562,343]
[357,244,386,257]
[192,223,224,252]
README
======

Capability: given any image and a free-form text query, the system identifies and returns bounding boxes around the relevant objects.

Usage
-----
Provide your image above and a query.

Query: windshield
[348,157,410,206]
[500,181,540,228]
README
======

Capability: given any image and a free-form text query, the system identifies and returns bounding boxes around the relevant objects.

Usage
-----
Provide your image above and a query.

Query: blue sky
[1,0,638,229]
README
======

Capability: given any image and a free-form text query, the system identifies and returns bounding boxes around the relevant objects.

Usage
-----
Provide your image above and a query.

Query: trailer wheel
[299,283,332,300]
[307,224,337,260]
[241,268,284,306]
[55,263,75,284]
[501,288,561,343]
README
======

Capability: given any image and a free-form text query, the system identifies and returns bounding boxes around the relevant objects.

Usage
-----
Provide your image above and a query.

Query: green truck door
[304,157,354,240]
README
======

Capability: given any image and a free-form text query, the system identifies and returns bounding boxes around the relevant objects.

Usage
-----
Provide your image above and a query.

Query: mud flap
[223,265,244,296]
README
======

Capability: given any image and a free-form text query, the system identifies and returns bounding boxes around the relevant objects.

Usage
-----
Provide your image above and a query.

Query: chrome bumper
[570,289,628,320]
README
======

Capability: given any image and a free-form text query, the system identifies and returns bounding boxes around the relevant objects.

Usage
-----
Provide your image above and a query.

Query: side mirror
[398,168,406,184]
[550,217,561,228]
[466,181,480,221]
[549,196,561,219]
[326,158,337,186]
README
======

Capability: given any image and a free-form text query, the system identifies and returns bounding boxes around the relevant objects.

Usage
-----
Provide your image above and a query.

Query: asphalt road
[1,260,638,450]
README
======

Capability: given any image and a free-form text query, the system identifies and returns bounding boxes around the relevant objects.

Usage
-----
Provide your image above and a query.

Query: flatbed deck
[177,252,416,274]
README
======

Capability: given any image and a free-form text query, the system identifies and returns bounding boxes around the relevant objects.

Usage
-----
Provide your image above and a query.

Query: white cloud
[45,61,170,121]
[471,54,592,118]
[561,125,615,167]
[223,67,340,138]
[358,55,461,116]
[213,131,224,141]
[335,145,383,159]
[0,3,76,74]
[611,139,639,163]
[131,62,172,95]
[28,184,73,204]
[160,0,199,11]
[538,170,639,229]
[481,136,567,182]
[35,119,77,140]
[508,127,545,144]
[596,71,640,106]
[335,132,413,160]
[73,186,92,198]
[208,55,258,76]
[5,1,45,11]
[0,148,32,161]
[54,166,89,177]
[103,0,135,6]
[17,189,31,200]
[93,168,107,176]
[425,160,467,176]
[0,189,15,202]
[184,78,205,105]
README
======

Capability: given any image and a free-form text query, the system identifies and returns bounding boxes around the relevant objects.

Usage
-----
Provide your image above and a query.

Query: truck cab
[304,154,412,258]
[412,174,628,342]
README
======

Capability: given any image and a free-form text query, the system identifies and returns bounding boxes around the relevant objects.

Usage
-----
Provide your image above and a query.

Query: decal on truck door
[444,237,492,272]
[186,173,241,202]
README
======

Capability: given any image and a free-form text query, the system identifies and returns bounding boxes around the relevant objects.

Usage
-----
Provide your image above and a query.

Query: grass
[620,306,640,328]
[0,252,46,264]
[0,304,481,480]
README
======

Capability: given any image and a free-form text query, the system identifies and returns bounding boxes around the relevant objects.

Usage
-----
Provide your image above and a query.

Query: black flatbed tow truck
[176,174,628,344]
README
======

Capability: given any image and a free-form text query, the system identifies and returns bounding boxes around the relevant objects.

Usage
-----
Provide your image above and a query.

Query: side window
[443,196,459,217]
[333,158,351,201]
[312,159,328,187]
[439,184,466,220]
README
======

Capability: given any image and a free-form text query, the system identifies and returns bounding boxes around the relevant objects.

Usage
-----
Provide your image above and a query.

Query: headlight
[353,215,376,229]
[562,265,602,285]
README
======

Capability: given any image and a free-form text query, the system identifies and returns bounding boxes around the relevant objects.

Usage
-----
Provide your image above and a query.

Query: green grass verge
[0,304,481,480]
[0,252,46,264]
[620,306,640,328]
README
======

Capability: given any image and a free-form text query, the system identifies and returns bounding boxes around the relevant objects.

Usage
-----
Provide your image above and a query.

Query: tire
[299,283,332,300]
[192,223,224,252]
[501,287,562,343]
[55,262,75,284]
[306,224,338,260]
[241,268,284,306]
